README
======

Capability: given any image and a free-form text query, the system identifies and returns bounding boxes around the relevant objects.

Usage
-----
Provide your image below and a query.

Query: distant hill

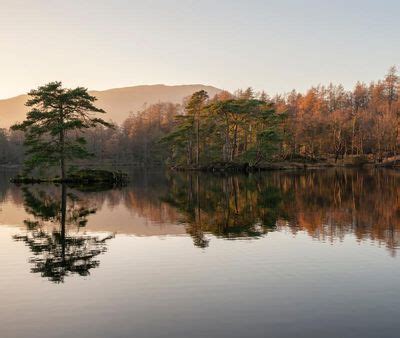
[0,84,222,128]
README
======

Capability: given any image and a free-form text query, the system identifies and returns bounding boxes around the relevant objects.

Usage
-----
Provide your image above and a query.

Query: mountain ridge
[0,84,222,128]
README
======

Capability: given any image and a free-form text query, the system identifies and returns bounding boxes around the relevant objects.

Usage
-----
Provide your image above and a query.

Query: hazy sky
[1,0,399,98]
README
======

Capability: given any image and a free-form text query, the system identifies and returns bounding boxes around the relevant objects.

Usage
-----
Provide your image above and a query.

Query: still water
[1,168,400,338]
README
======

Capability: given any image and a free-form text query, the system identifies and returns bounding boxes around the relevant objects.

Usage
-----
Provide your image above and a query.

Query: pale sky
[0,0,399,99]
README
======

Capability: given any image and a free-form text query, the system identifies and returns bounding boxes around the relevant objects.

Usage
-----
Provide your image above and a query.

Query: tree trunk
[351,115,356,155]
[224,118,231,162]
[196,174,200,224]
[60,127,66,181]
[59,106,66,181]
[196,117,200,167]
[187,140,193,165]
[231,124,238,161]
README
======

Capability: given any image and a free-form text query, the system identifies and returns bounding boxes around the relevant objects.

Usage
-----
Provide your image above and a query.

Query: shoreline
[170,160,395,172]
[9,169,128,185]
[3,160,400,175]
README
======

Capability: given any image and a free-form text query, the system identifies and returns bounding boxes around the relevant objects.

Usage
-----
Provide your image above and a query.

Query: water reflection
[13,184,114,283]
[162,174,284,247]
[159,170,400,254]
[2,169,400,338]
[2,168,400,257]
[123,169,400,252]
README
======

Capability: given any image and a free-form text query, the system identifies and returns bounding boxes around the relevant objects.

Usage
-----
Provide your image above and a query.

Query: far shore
[171,156,400,172]
[2,156,400,174]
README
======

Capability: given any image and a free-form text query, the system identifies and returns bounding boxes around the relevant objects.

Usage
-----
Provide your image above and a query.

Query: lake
[1,168,400,338]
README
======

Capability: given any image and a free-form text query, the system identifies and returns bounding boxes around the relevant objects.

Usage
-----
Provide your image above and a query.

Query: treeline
[2,67,400,166]
[0,102,181,166]
[274,66,400,162]
[0,129,24,164]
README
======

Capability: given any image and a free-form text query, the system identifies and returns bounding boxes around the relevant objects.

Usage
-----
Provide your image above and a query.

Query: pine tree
[11,82,112,179]
[186,90,209,166]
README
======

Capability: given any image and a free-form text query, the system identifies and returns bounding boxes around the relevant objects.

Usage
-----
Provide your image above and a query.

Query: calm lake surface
[1,168,400,338]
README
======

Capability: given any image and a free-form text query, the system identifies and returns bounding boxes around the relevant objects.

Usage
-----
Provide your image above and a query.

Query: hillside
[0,84,222,128]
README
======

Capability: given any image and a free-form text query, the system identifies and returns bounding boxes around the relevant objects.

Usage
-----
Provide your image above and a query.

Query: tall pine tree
[12,82,112,179]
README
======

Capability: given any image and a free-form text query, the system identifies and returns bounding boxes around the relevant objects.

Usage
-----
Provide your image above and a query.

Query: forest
[1,66,400,168]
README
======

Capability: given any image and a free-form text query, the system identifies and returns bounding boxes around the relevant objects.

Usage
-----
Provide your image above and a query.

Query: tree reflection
[160,170,400,254]
[7,169,400,255]
[163,173,285,247]
[14,184,113,283]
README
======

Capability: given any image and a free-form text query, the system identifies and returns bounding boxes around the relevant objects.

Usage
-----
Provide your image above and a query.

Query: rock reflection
[13,184,114,283]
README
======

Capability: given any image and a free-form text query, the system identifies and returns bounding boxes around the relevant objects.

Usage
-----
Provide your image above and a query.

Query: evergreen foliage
[11,82,112,178]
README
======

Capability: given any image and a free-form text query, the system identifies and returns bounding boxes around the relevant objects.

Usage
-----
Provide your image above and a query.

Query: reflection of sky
[1,0,400,98]
[1,227,400,338]
[0,195,187,236]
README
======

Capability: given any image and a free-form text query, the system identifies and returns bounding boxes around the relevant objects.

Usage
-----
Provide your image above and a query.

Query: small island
[10,169,128,185]
[8,82,128,185]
